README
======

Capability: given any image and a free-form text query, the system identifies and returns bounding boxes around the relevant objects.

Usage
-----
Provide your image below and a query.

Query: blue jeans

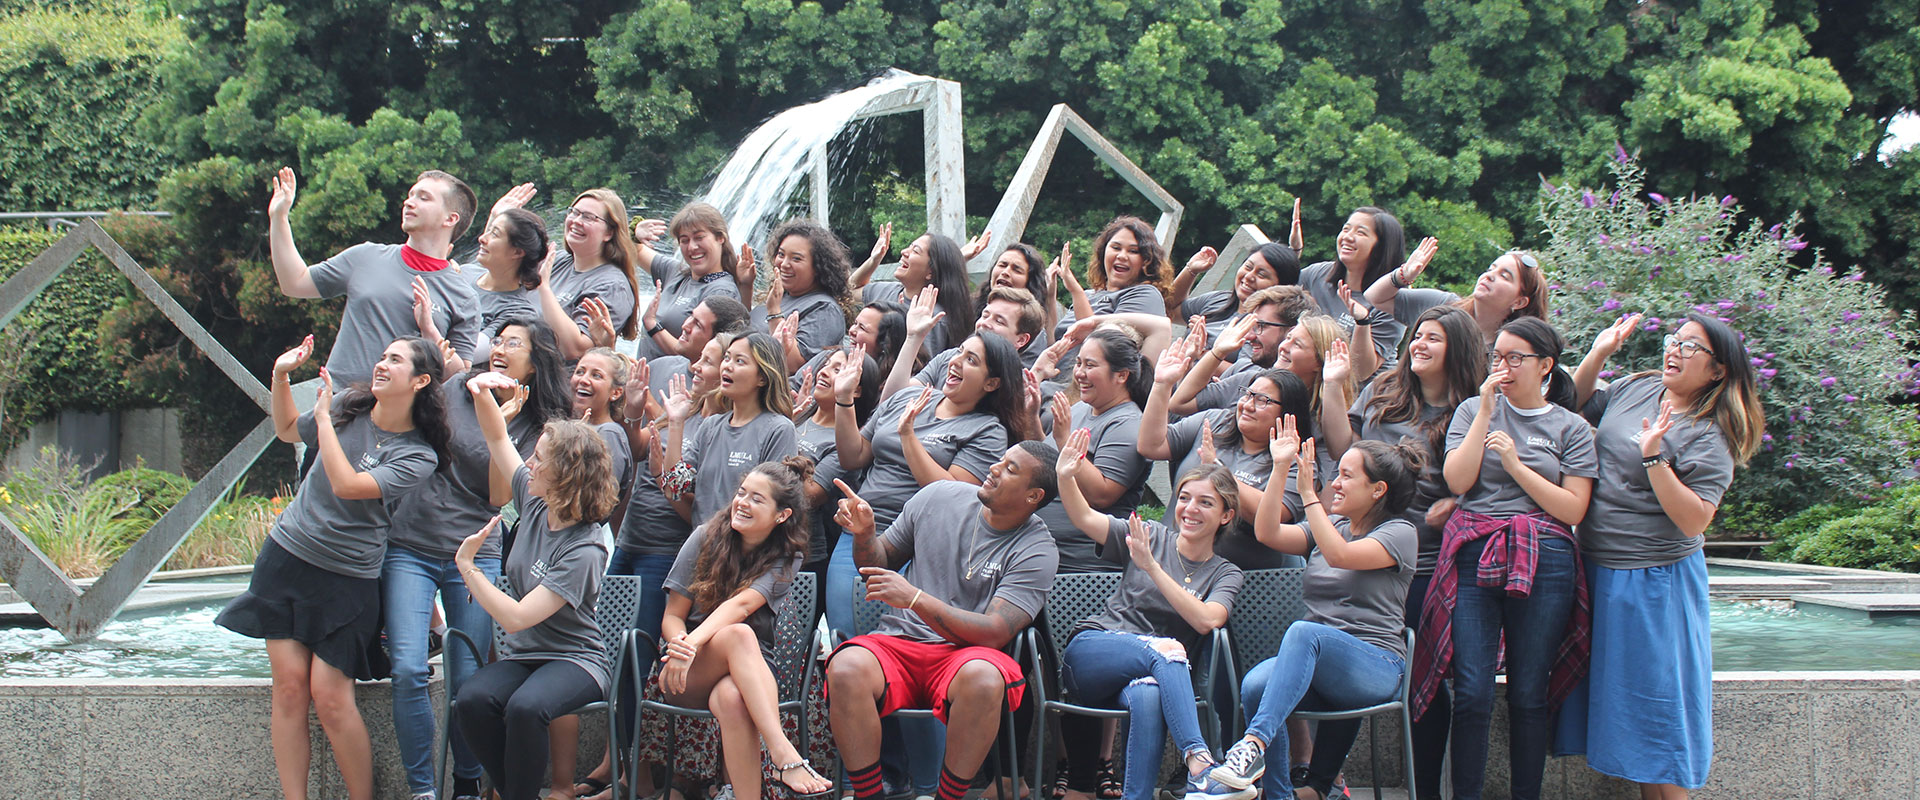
[1449,535,1577,800]
[1062,630,1212,800]
[1314,573,1448,799]
[607,548,676,642]
[1239,622,1406,797]
[384,546,499,794]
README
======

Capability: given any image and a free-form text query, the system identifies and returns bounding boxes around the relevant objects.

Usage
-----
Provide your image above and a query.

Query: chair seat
[1291,700,1405,720]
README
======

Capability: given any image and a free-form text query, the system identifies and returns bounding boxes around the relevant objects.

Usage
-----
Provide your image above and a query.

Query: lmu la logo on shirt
[728,450,755,468]
[1525,436,1562,455]
[530,559,552,582]
[356,451,380,471]
[922,433,956,448]
[970,560,1006,580]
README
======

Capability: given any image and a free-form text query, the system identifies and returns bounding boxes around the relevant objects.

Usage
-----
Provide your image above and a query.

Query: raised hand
[1213,313,1257,359]
[1050,242,1081,293]
[489,183,536,220]
[1640,399,1675,458]
[623,358,652,421]
[582,295,616,348]
[314,367,335,420]
[1033,336,1073,382]
[1049,391,1073,447]
[1323,337,1351,385]
[274,334,315,376]
[735,243,758,294]
[1022,368,1043,418]
[763,260,786,313]
[436,338,460,375]
[832,478,875,536]
[499,384,530,422]
[898,388,935,437]
[868,222,893,266]
[1056,427,1091,479]
[791,364,814,410]
[412,277,441,340]
[468,370,519,395]
[961,229,992,261]
[905,285,943,339]
[537,242,557,286]
[632,218,666,245]
[1183,246,1219,275]
[268,167,298,218]
[1590,312,1643,361]
[1337,280,1368,321]
[1395,237,1439,287]
[665,373,696,423]
[1125,512,1155,565]
[1289,197,1304,252]
[642,281,664,330]
[1295,437,1318,495]
[775,311,802,354]
[1181,316,1208,360]
[1199,421,1219,465]
[1154,339,1193,386]
[1480,362,1509,401]
[1268,414,1300,469]
[833,349,864,405]
[1063,317,1098,344]
[456,515,500,568]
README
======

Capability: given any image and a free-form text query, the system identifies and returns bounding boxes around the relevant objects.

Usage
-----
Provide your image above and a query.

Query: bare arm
[848,223,892,290]
[1163,247,1217,321]
[269,335,313,443]
[1318,339,1356,457]
[469,374,526,507]
[1574,314,1642,410]
[865,566,1030,650]
[1293,442,1396,570]
[1172,314,1253,415]
[266,167,320,299]
[1445,377,1502,495]
[310,372,383,501]
[895,389,980,485]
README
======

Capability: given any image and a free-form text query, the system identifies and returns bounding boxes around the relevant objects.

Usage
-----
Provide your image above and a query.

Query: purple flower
[1785,239,1808,251]
[1721,195,1736,206]
[1586,279,1605,290]
[1601,298,1621,312]
[1820,376,1837,387]
[1697,235,1711,242]
[1761,368,1777,378]
[1615,142,1630,163]
[1844,395,1859,403]
[1599,369,1616,379]
[1819,266,1835,275]
[1642,317,1662,331]
[1848,272,1865,281]
[1581,190,1596,208]
[1843,311,1862,322]
[1637,246,1654,254]
[1763,352,1775,359]
[1648,192,1668,205]
[1762,434,1773,442]
[1722,254,1746,263]
[1718,300,1737,310]
[1597,234,1610,245]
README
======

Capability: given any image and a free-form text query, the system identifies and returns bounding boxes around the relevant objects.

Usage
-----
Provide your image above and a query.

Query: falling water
[699,68,934,254]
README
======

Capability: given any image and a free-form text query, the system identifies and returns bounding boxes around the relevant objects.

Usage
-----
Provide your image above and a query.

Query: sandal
[574,778,612,798]
[1094,759,1122,800]
[777,760,835,800]
[1048,758,1070,800]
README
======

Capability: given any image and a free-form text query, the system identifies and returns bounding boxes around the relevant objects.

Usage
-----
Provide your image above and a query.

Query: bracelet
[909,590,923,610]
[836,399,857,407]
[1303,500,1322,509]
[1390,269,1409,289]
[646,322,666,336]
[1642,454,1670,469]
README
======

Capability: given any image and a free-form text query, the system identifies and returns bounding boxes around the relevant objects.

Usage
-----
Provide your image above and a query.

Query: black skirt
[216,537,391,680]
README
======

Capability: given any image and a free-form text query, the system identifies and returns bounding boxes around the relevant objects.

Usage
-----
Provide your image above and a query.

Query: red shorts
[830,634,1027,722]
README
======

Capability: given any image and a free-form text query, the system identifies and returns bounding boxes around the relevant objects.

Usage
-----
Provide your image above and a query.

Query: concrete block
[0,690,85,796]
[1811,690,1918,797]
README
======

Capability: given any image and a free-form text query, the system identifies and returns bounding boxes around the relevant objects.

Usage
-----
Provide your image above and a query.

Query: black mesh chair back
[1037,571,1124,654]
[1223,568,1308,683]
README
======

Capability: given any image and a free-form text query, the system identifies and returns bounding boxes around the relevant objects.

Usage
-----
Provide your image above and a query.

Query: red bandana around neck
[401,244,451,272]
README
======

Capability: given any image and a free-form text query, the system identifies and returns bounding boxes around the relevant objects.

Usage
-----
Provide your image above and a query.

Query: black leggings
[457,658,603,800]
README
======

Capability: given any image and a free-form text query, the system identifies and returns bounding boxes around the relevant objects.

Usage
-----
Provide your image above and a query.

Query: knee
[309,681,357,724]
[1149,638,1188,663]
[503,692,553,730]
[827,650,881,698]
[271,675,311,708]
[1240,660,1273,708]
[948,660,1006,703]
[390,657,431,690]
[1120,681,1162,714]
[710,679,747,720]
[712,622,758,653]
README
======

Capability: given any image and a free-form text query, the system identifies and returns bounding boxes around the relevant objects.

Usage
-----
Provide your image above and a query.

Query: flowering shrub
[1539,153,1918,514]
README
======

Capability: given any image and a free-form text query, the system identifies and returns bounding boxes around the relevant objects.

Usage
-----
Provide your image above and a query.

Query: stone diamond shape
[0,219,275,642]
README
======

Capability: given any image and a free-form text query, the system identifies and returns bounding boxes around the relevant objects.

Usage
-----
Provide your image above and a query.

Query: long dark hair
[689,456,814,612]
[497,315,572,425]
[976,244,1049,311]
[1633,313,1766,465]
[964,331,1038,443]
[1329,206,1406,293]
[336,336,451,470]
[1498,317,1578,411]
[1349,439,1430,530]
[1211,368,1311,451]
[497,208,550,290]
[798,350,881,425]
[920,234,976,349]
[768,219,853,315]
[1249,243,1302,294]
[862,300,914,378]
[1366,306,1485,458]
[1082,327,1151,408]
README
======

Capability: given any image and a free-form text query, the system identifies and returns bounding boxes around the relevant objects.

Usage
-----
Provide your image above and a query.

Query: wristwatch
[646,321,666,337]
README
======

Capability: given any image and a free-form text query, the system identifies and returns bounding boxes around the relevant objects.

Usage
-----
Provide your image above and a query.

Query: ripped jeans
[1061,629,1213,800]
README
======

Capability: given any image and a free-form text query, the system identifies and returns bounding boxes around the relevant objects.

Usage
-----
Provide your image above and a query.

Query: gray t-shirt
[874,482,1059,644]
[1387,288,1460,332]
[859,388,1009,531]
[548,252,637,338]
[1164,408,1303,570]
[471,277,539,366]
[271,406,438,579]
[1053,284,1163,367]
[637,253,742,361]
[643,355,690,405]
[864,282,955,355]
[309,243,482,386]
[1445,396,1600,517]
[663,524,803,647]
[500,465,611,692]
[1301,516,1417,658]
[682,410,798,525]
[754,291,846,363]
[1072,517,1243,655]
[1349,382,1454,575]
[617,413,703,555]
[1297,261,1406,367]
[595,420,631,524]
[1037,401,1147,573]
[1180,289,1239,349]
[796,418,856,565]
[1193,359,1263,412]
[387,374,537,561]
[1580,375,1736,569]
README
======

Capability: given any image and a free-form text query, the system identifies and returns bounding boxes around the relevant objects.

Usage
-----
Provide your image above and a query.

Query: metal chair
[1023,571,1231,800]
[831,577,1033,798]
[1221,568,1416,800]
[438,572,647,800]
[635,571,822,794]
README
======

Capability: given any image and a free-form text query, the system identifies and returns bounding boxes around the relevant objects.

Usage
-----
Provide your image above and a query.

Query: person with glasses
[530,188,642,360]
[267,166,484,389]
[630,203,750,361]
[1168,286,1317,416]
[1365,246,1550,346]
[1141,341,1314,570]
[381,316,573,800]
[1315,305,1486,800]
[1413,316,1596,800]
[1296,207,1407,367]
[1556,313,1765,799]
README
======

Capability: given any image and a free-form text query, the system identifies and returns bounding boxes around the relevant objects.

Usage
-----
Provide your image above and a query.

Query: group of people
[217,166,1766,800]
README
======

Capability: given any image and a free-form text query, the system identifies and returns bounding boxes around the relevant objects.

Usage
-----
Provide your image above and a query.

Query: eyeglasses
[1250,318,1289,332]
[491,335,529,352]
[1241,389,1282,411]
[1486,350,1549,368]
[565,207,607,227]
[1663,334,1715,359]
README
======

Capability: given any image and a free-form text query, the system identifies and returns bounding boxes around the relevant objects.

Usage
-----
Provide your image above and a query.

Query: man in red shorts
[828,440,1062,800]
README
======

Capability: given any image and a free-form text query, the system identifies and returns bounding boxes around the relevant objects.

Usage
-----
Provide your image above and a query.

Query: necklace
[962,514,992,581]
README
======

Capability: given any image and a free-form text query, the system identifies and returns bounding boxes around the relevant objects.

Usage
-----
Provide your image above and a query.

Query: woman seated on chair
[1187,421,1420,800]
[1053,433,1245,800]
[650,456,835,800]
[454,372,620,800]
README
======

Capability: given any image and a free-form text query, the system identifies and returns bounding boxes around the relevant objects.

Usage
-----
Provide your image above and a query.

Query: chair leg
[1367,716,1381,800]
[1399,706,1416,800]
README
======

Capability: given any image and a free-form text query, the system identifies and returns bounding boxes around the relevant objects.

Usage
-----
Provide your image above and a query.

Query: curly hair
[1089,216,1172,299]
[767,219,854,320]
[688,456,814,612]
[535,419,620,525]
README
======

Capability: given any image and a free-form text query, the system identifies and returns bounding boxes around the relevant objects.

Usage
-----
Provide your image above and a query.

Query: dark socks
[850,762,886,800]
[453,776,481,798]
[936,767,973,800]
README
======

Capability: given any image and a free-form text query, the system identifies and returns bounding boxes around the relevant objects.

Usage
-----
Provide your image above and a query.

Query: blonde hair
[580,346,631,419]
[572,188,642,338]
[1295,314,1350,415]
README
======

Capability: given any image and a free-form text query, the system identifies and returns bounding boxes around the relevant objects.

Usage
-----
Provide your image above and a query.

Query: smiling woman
[634,203,747,361]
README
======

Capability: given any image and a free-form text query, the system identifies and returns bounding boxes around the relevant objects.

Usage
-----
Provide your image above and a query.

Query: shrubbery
[1541,154,1919,515]
[1765,485,1920,573]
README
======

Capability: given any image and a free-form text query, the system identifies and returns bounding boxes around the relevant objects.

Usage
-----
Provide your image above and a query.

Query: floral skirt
[633,662,835,797]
